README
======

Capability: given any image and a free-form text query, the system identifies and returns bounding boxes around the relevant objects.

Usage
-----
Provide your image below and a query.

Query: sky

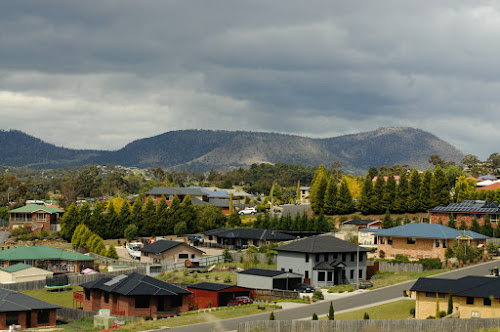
[0,1,499,159]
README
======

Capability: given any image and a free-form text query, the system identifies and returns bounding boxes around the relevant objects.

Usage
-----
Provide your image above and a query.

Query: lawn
[370,269,445,289]
[320,299,415,320]
[21,285,82,308]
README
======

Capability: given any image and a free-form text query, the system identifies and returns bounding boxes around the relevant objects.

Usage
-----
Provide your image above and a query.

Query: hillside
[0,127,464,172]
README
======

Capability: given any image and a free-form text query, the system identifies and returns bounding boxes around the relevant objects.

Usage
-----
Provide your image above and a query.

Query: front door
[157,296,165,312]
[327,272,333,283]
[26,311,31,328]
[334,270,339,284]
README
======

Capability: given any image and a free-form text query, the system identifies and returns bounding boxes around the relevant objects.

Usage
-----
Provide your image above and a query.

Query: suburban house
[9,205,64,233]
[336,219,382,248]
[372,175,401,184]
[139,240,205,264]
[0,288,59,329]
[237,268,303,291]
[201,228,295,249]
[429,200,500,228]
[298,186,311,204]
[145,187,231,214]
[187,282,254,309]
[76,272,192,318]
[0,246,96,273]
[411,276,500,319]
[376,223,488,260]
[0,263,53,283]
[276,235,369,287]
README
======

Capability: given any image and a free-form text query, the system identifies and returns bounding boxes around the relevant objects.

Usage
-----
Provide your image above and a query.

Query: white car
[238,207,257,215]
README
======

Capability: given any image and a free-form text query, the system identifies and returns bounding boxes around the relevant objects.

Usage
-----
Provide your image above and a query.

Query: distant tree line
[253,212,330,232]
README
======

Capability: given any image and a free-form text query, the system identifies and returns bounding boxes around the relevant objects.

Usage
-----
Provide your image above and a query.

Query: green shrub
[379,250,385,259]
[410,308,416,317]
[312,290,324,301]
[393,254,410,263]
[418,258,442,270]
[312,313,318,320]
[144,316,153,320]
[224,275,232,283]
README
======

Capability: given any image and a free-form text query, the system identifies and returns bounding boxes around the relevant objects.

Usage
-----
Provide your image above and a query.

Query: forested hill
[0,127,464,172]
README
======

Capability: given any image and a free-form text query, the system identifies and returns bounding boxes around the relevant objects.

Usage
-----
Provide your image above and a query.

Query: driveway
[163,259,500,332]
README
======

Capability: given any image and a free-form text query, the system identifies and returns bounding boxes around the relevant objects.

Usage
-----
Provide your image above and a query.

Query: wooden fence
[378,261,424,273]
[254,289,299,301]
[57,307,140,322]
[239,318,500,332]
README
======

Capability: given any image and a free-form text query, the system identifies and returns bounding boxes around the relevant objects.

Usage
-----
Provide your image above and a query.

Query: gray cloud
[0,1,499,159]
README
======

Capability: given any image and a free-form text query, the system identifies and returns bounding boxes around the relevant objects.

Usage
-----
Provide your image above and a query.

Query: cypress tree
[407,169,422,213]
[89,203,106,237]
[312,313,318,320]
[383,173,397,213]
[459,219,468,230]
[394,170,409,213]
[79,202,92,227]
[106,244,119,259]
[60,203,79,242]
[382,211,393,229]
[420,170,433,211]
[373,173,386,214]
[336,179,355,214]
[105,202,119,239]
[470,217,481,233]
[328,301,334,320]
[447,290,453,315]
[324,175,338,215]
[431,166,450,207]
[447,214,456,228]
[359,174,374,215]
[118,200,132,237]
[298,212,308,231]
[141,198,157,237]
[179,195,197,233]
[494,224,500,238]
[435,294,440,319]
[269,312,275,320]
[156,197,169,235]
[481,215,494,237]
[363,312,370,320]
[71,224,84,248]
[310,165,329,214]
[131,198,144,229]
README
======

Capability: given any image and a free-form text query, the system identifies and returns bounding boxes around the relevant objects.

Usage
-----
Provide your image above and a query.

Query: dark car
[227,296,253,306]
[359,280,373,289]
[187,234,204,246]
[293,283,315,293]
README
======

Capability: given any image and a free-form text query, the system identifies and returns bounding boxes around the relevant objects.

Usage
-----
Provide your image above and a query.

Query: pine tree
[323,175,338,215]
[419,170,433,211]
[383,173,397,213]
[359,174,374,215]
[310,165,329,214]
[141,198,157,237]
[470,217,481,233]
[179,195,197,233]
[328,301,334,320]
[270,182,282,203]
[481,215,494,237]
[298,212,308,231]
[131,198,144,230]
[105,202,119,239]
[156,197,169,235]
[363,312,370,319]
[312,313,318,320]
[407,169,421,213]
[71,224,84,248]
[89,202,105,237]
[459,219,468,230]
[269,312,275,320]
[106,244,119,259]
[336,180,355,214]
[447,290,453,315]
[60,203,79,242]
[79,202,92,226]
[373,173,386,214]
[314,213,330,232]
[382,211,393,229]
[117,200,131,237]
[431,166,450,207]
[447,214,456,228]
[394,170,409,213]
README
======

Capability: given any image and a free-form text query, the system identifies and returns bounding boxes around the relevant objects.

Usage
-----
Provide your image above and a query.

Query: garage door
[272,278,301,290]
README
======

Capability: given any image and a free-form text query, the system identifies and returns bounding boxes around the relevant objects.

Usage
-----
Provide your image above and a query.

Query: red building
[429,200,500,228]
[76,273,192,318]
[187,282,254,309]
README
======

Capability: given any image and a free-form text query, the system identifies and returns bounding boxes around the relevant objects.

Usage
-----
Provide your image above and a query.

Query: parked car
[293,283,315,293]
[187,234,204,245]
[359,280,373,289]
[227,296,253,306]
[238,207,257,215]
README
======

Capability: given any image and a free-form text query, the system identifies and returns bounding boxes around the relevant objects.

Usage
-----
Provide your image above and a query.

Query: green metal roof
[0,246,96,261]
[8,205,64,214]
[1,263,33,273]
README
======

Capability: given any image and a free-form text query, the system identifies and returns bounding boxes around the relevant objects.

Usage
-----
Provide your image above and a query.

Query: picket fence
[378,261,424,273]
[239,318,500,332]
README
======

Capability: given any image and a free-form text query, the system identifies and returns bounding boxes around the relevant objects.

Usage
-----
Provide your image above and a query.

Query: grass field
[370,270,445,289]
[320,299,415,320]
[21,285,83,308]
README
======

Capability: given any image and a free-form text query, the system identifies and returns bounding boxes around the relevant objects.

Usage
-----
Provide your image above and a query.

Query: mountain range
[0,127,464,173]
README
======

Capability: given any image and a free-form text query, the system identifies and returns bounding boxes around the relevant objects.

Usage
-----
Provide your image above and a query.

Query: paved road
[163,259,500,332]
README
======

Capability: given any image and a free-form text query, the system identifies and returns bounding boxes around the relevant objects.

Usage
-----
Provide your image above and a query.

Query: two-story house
[276,235,369,287]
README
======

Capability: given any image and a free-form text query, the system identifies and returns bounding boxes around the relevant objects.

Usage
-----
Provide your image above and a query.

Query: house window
[104,292,109,303]
[281,268,285,271]
[351,253,355,262]
[333,253,337,260]
[387,237,393,245]
[324,254,329,262]
[380,237,385,245]
[359,253,364,262]
[342,253,346,262]
[435,240,440,248]
[37,309,50,325]
[359,269,363,279]
[407,237,416,245]
[484,298,492,306]
[466,297,474,305]
[6,312,18,326]
[191,254,195,259]
[305,254,309,263]
[327,272,333,281]
[318,272,325,282]
[350,270,354,279]
[85,289,90,301]
[476,214,482,221]
[426,293,445,298]
[135,296,150,308]
[179,254,188,259]
[305,271,309,279]
[443,240,447,248]
[490,214,499,224]
[315,254,320,262]
[289,269,293,273]
[208,235,213,241]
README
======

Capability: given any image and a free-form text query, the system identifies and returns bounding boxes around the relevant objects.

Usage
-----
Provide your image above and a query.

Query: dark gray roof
[0,288,60,312]
[203,228,295,241]
[411,276,500,299]
[140,240,204,255]
[238,268,288,277]
[313,262,335,271]
[80,272,192,296]
[208,198,230,207]
[276,235,369,254]
[343,219,379,226]
[429,200,500,213]
[375,223,489,240]
[145,187,207,196]
[188,282,248,291]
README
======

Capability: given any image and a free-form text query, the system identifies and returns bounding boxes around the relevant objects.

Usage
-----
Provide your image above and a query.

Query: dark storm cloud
[0,0,499,158]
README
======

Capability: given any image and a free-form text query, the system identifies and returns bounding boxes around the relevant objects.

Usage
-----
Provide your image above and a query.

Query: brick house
[0,246,96,274]
[9,205,64,233]
[139,240,205,264]
[76,273,192,318]
[187,282,254,309]
[0,288,59,329]
[201,228,295,249]
[429,200,500,228]
[376,223,488,260]
[411,276,500,319]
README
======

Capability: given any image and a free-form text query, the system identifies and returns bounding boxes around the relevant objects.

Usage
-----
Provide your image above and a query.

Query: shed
[0,263,53,284]
[187,282,254,309]
[237,268,302,291]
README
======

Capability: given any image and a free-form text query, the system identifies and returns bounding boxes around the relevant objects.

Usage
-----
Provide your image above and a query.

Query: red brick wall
[378,237,450,260]
[430,212,498,228]
[188,289,219,309]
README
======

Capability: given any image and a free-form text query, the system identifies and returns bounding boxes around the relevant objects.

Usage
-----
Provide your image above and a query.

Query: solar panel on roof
[104,274,128,286]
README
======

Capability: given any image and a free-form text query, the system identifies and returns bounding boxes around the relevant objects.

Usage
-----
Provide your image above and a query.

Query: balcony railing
[73,291,84,303]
